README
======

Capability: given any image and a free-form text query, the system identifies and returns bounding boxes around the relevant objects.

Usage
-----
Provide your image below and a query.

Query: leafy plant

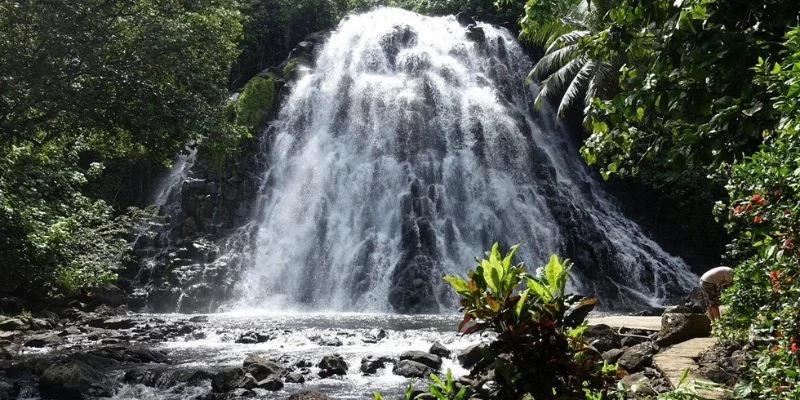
[444,244,606,400]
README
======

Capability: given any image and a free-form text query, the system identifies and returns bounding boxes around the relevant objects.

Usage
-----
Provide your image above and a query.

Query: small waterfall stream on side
[236,8,697,313]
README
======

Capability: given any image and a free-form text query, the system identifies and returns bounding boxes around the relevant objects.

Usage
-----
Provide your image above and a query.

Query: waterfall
[235,8,697,313]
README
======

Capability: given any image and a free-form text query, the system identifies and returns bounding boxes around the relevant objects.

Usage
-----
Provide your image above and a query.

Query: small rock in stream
[287,391,331,400]
[399,350,441,370]
[317,355,348,378]
[393,359,433,378]
[429,342,451,358]
[189,315,209,323]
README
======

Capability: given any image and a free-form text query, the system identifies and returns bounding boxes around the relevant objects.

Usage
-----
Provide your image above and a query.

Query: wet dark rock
[317,355,348,378]
[399,351,441,370]
[86,346,169,364]
[601,348,625,364]
[618,342,658,373]
[256,377,284,391]
[657,313,711,347]
[231,388,256,397]
[189,315,209,323]
[8,357,56,378]
[0,297,24,314]
[0,319,28,331]
[362,329,387,343]
[465,25,485,42]
[621,335,649,347]
[39,360,113,399]
[287,391,331,400]
[90,316,136,330]
[0,380,18,400]
[243,355,283,381]
[455,12,476,27]
[285,372,305,383]
[584,324,621,352]
[619,372,657,396]
[236,333,259,344]
[393,359,434,378]
[123,367,212,388]
[360,356,394,375]
[212,368,259,392]
[24,333,62,348]
[429,342,451,358]
[457,343,486,369]
[91,283,126,307]
[58,326,82,336]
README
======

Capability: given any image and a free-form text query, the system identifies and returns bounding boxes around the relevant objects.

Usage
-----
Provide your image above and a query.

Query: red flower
[752,194,766,206]
[745,203,753,212]
[770,270,781,286]
[733,205,743,216]
[753,215,764,224]
[784,238,794,249]
[792,340,799,354]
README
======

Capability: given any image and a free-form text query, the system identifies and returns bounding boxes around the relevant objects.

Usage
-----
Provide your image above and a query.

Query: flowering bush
[716,27,800,398]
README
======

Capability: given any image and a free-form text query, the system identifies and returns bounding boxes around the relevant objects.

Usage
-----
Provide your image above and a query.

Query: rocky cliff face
[125,33,328,313]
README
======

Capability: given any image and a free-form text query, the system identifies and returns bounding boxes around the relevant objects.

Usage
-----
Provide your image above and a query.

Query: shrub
[444,244,608,400]
[715,27,800,398]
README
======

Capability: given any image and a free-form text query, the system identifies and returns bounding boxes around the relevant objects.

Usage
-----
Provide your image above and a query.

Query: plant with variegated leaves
[443,244,609,400]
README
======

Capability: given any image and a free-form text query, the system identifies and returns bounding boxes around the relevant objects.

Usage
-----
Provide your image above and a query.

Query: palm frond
[529,43,580,82]
[545,30,590,54]
[534,56,586,110]
[558,59,596,117]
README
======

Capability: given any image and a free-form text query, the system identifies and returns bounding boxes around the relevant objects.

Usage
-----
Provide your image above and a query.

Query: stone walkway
[654,338,727,399]
[587,316,661,331]
[588,316,728,400]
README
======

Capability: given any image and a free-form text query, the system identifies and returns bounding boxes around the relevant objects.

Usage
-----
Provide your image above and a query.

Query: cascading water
[236,8,697,313]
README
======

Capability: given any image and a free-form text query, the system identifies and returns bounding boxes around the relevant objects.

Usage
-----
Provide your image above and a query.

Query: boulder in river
[39,360,113,399]
[0,318,28,331]
[399,350,441,370]
[24,333,62,348]
[243,355,284,381]
[287,391,331,400]
[360,356,394,375]
[393,359,434,378]
[457,343,486,369]
[317,355,348,378]
[429,342,451,358]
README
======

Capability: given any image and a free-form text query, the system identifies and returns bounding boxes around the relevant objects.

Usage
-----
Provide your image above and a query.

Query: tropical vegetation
[516,0,800,398]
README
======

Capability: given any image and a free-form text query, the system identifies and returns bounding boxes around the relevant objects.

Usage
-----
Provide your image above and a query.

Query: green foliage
[234,76,276,134]
[0,0,243,298]
[0,144,152,296]
[232,0,347,86]
[429,370,469,400]
[444,244,607,400]
[712,27,800,398]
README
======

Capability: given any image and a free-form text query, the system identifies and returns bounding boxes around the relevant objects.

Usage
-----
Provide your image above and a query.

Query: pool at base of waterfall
[113,312,471,400]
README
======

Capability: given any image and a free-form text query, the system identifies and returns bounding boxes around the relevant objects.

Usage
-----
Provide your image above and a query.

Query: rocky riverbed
[0,300,738,400]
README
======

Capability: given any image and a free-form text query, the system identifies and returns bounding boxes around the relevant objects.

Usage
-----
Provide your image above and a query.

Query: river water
[111,312,473,400]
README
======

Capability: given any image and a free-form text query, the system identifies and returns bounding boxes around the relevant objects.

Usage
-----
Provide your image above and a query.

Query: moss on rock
[234,76,276,134]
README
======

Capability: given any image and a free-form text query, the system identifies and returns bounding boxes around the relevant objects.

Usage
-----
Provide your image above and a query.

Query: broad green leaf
[481,259,498,292]
[527,277,552,302]
[443,276,469,294]
[545,255,563,293]
[515,288,530,318]
[502,244,520,270]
